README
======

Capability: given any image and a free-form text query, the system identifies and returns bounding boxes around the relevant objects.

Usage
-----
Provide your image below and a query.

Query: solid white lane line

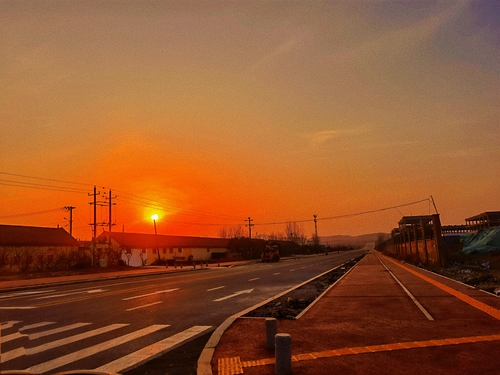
[126,302,163,311]
[27,324,168,374]
[29,322,92,340]
[122,289,179,301]
[35,289,106,300]
[0,290,55,300]
[95,325,212,373]
[207,286,225,291]
[378,257,434,321]
[0,306,36,310]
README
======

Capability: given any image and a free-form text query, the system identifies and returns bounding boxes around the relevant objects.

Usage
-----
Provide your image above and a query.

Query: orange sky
[1,1,499,241]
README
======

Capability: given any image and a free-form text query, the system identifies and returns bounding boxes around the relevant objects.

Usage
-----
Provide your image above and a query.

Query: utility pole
[430,195,439,214]
[313,214,318,242]
[105,189,117,233]
[246,217,254,239]
[105,189,117,258]
[63,206,76,236]
[88,186,101,267]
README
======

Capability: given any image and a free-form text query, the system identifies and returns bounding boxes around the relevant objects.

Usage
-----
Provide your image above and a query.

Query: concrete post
[265,318,278,350]
[275,333,292,375]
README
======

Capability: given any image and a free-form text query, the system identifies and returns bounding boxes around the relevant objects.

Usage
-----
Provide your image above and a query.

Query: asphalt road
[0,250,365,374]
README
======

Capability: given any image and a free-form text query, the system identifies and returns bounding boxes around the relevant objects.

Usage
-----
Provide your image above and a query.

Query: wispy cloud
[308,126,371,147]
[245,32,308,75]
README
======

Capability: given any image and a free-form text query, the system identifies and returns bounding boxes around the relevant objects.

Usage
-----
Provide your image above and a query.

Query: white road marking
[122,289,179,301]
[214,289,254,302]
[378,257,434,321]
[1,346,26,362]
[126,302,163,311]
[28,324,129,356]
[0,290,55,300]
[273,273,281,275]
[27,324,168,374]
[207,286,225,291]
[1,331,27,343]
[20,322,56,331]
[0,321,22,329]
[35,289,106,300]
[95,325,212,373]
[29,322,92,340]
[2,324,128,363]
[248,278,260,281]
[290,269,296,272]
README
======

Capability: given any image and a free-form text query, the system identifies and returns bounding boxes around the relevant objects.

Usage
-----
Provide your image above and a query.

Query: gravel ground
[244,256,365,319]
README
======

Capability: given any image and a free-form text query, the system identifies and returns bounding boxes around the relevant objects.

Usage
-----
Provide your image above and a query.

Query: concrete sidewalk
[204,251,500,375]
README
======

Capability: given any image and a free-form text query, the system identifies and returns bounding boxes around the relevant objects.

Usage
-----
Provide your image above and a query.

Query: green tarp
[460,226,500,255]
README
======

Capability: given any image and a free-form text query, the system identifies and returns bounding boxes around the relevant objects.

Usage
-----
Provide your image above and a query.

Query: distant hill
[320,233,390,248]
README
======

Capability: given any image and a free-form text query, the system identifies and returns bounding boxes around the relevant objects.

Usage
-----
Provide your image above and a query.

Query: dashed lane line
[126,302,163,311]
[122,289,179,300]
[207,286,225,291]
[218,333,500,373]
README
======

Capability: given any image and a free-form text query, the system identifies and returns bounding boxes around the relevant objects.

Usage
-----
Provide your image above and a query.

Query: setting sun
[151,214,159,221]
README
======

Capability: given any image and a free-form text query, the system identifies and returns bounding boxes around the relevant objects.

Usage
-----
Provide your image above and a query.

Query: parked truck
[261,244,280,262]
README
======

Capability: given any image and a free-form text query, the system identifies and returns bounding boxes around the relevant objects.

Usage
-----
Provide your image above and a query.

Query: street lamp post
[151,214,160,262]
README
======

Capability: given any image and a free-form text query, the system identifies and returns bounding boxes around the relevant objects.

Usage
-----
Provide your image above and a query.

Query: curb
[196,255,366,375]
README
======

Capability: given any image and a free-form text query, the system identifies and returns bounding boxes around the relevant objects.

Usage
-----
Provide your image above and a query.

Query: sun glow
[151,213,159,221]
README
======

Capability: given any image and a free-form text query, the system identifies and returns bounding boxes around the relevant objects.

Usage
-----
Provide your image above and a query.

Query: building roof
[0,224,79,247]
[465,211,500,222]
[398,215,436,226]
[99,231,231,249]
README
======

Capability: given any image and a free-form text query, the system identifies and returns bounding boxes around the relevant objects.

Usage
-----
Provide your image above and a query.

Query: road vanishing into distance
[0,249,365,374]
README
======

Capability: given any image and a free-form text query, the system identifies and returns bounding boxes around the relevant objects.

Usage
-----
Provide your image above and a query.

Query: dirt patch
[424,250,500,295]
[244,256,365,319]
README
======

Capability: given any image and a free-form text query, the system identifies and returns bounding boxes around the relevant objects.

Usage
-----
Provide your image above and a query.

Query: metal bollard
[275,333,292,375]
[265,318,278,350]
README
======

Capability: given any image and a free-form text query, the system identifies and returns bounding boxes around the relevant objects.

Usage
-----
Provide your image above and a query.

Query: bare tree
[219,225,244,238]
[285,222,307,245]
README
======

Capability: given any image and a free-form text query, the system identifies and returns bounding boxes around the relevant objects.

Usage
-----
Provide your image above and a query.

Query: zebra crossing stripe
[95,325,212,373]
[28,324,129,356]
[20,322,56,331]
[2,324,128,363]
[29,322,92,340]
[0,321,22,329]
[27,324,169,374]
[1,331,27,343]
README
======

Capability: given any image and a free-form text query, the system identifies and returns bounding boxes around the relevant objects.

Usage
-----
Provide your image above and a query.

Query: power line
[253,198,432,226]
[0,208,64,219]
[0,179,89,193]
[0,171,93,187]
